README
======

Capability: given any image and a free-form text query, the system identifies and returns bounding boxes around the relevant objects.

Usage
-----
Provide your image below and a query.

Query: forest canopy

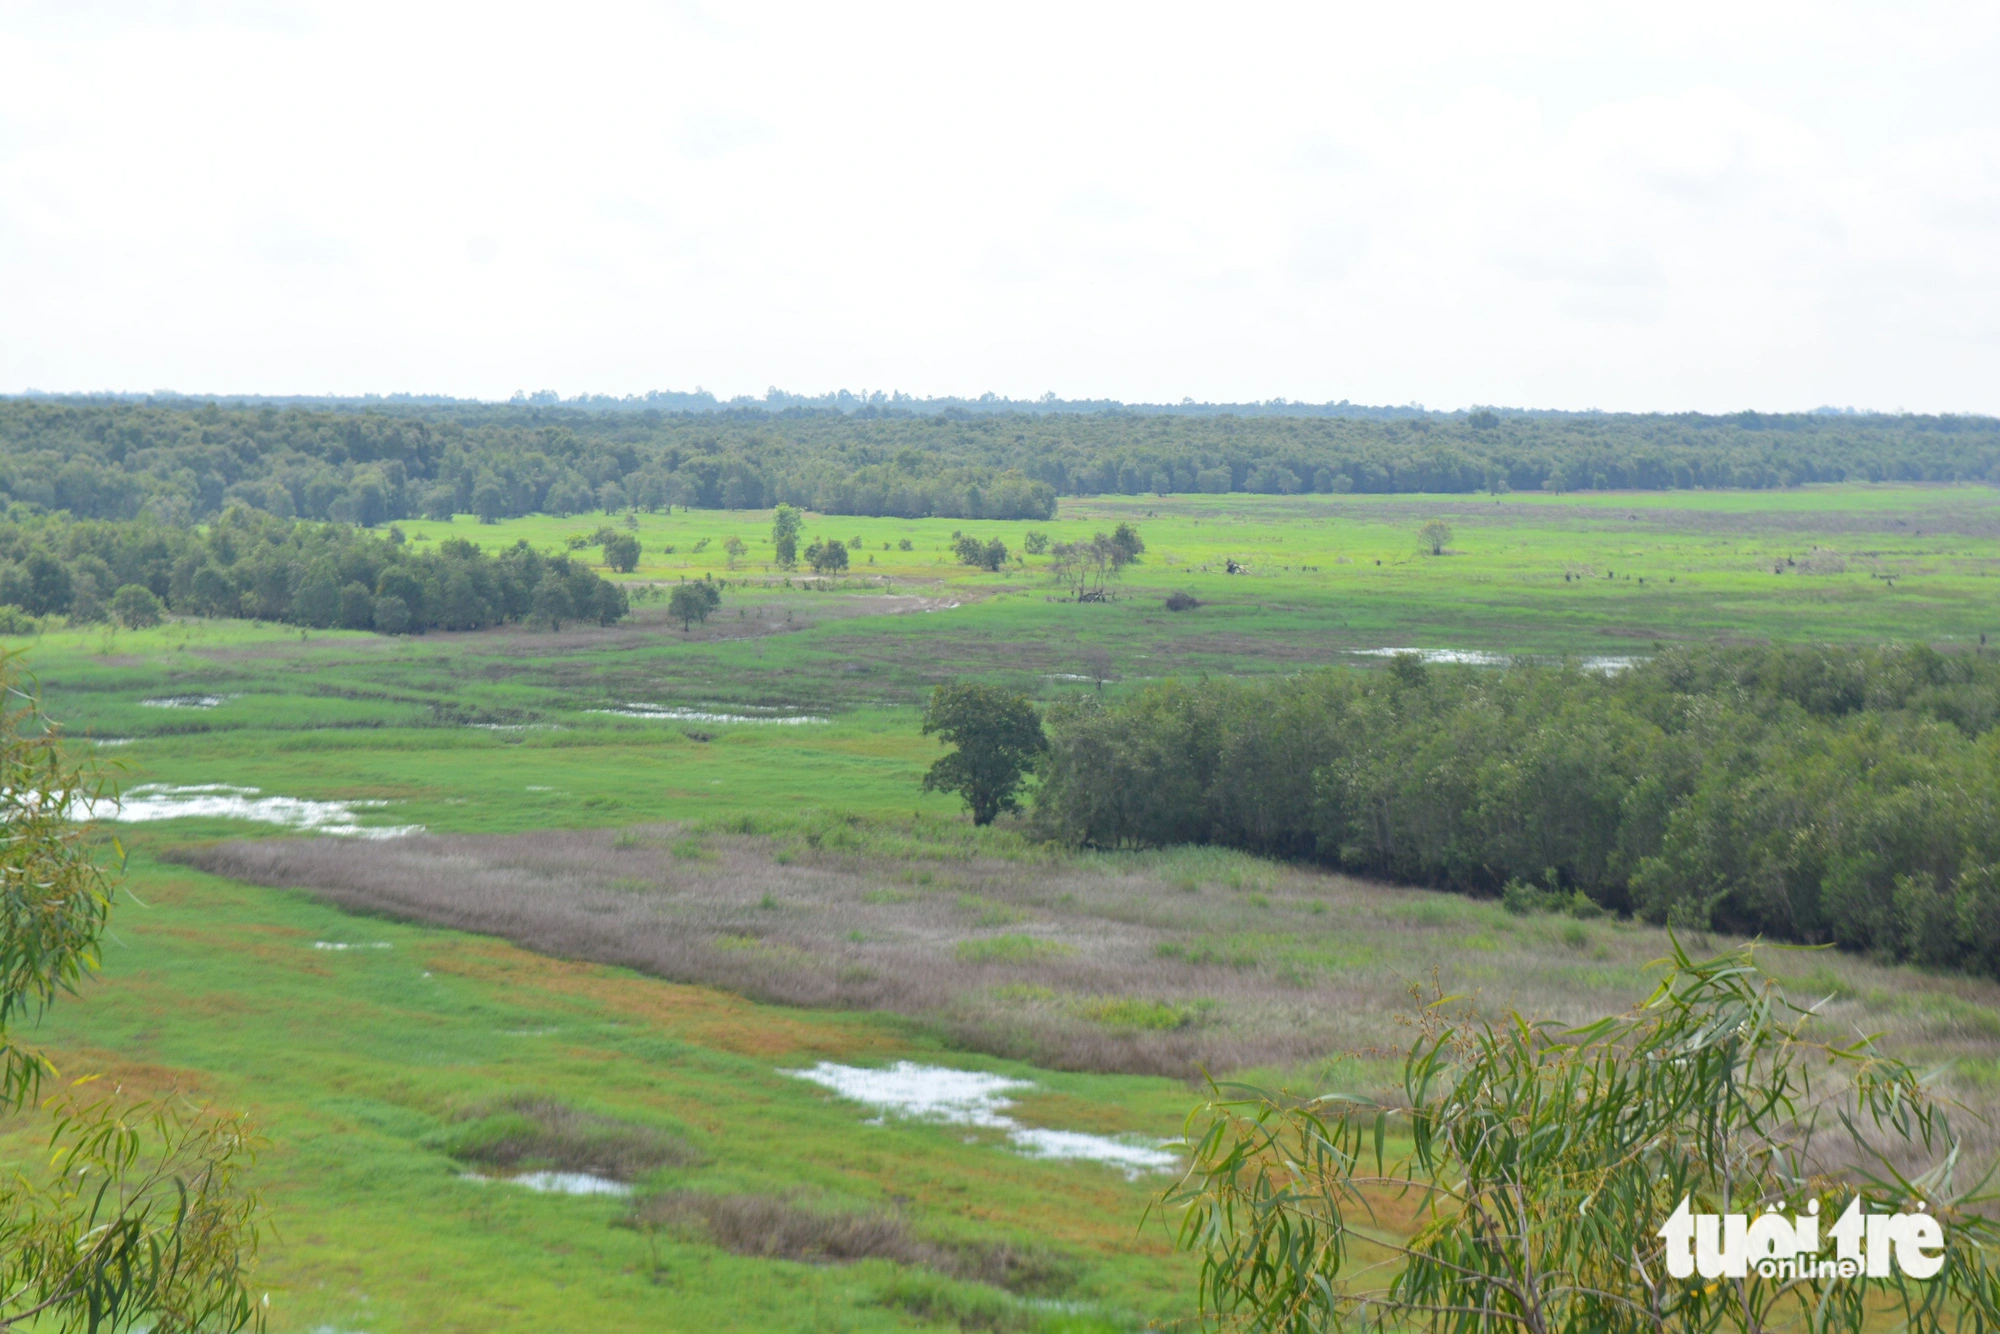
[0,508,628,634]
[2,397,1995,527]
[1032,644,2000,981]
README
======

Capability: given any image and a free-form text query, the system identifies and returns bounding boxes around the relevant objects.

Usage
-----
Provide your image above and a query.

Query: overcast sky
[2,1,1997,411]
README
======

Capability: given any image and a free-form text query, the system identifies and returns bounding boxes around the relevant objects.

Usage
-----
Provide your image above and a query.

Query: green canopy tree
[804,538,849,575]
[669,579,722,631]
[0,653,264,1331]
[920,683,1047,825]
[601,533,641,573]
[770,504,802,569]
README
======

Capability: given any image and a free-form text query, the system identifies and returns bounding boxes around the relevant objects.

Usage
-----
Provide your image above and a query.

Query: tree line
[0,508,630,634]
[1029,644,2000,979]
[3,398,1996,529]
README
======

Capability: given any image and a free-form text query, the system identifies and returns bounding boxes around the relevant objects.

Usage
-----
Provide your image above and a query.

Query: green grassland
[5,484,2000,1332]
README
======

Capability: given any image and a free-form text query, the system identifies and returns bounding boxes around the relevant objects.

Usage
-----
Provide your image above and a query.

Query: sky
[1,1,1997,412]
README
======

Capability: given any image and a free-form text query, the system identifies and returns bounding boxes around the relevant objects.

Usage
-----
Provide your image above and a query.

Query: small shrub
[110,583,166,629]
[1163,590,1199,611]
[630,1191,1080,1299]
[432,1097,702,1180]
[1073,996,1204,1031]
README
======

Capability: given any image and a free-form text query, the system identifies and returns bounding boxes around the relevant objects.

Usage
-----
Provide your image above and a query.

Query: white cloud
[0,0,1996,410]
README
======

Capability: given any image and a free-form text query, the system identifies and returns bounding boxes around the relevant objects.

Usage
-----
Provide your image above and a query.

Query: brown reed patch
[437,1096,703,1180]
[629,1191,1080,1295]
[171,824,2000,1105]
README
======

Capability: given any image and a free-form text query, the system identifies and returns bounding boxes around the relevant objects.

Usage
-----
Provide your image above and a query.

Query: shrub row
[1032,645,2000,977]
[0,507,628,633]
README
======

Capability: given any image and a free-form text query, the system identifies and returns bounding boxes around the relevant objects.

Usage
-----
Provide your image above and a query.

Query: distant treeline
[2,399,1996,527]
[0,510,628,633]
[1033,645,2000,979]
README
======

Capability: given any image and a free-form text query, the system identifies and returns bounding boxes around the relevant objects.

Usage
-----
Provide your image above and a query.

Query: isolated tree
[952,535,1007,572]
[723,536,746,569]
[0,655,264,1331]
[1080,645,1113,693]
[110,583,165,629]
[1023,531,1050,555]
[1420,518,1453,555]
[1049,526,1142,601]
[1109,522,1144,565]
[771,504,802,568]
[669,579,721,631]
[602,533,640,573]
[1165,940,2000,1334]
[804,538,849,575]
[920,682,1048,825]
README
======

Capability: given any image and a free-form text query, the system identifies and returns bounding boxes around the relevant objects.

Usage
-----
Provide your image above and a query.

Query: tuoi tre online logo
[1659,1197,1945,1281]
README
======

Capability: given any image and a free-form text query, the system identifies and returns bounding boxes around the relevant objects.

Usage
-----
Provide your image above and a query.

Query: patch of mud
[788,1061,1177,1177]
[138,694,225,709]
[102,784,422,838]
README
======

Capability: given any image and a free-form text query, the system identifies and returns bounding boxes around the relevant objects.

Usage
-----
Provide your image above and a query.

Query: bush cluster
[0,508,627,633]
[1033,644,2000,977]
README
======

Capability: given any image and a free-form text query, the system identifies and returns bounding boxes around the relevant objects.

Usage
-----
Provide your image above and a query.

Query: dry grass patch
[629,1190,1080,1296]
[431,1095,703,1180]
[175,819,2000,1105]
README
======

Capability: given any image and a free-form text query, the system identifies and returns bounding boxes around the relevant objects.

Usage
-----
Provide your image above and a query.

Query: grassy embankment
[3,485,1999,1331]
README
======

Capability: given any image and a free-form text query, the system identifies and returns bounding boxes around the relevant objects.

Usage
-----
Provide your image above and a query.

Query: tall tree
[770,504,802,569]
[920,683,1048,825]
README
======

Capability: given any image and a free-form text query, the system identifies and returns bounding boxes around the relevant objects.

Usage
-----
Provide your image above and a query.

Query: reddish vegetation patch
[422,938,895,1061]
[172,827,1369,1076]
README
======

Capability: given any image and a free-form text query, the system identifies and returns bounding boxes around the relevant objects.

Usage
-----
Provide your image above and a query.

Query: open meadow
[7,484,2000,1332]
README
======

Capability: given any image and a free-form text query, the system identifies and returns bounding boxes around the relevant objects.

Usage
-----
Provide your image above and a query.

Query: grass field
[6,485,2000,1331]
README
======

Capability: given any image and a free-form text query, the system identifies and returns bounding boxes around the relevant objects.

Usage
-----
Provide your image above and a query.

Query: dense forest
[0,508,628,634]
[1032,645,2000,979]
[2,397,1996,526]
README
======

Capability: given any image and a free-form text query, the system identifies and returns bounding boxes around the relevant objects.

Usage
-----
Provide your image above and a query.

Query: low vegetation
[171,816,2000,1139]
[630,1190,1079,1296]
[431,1096,703,1180]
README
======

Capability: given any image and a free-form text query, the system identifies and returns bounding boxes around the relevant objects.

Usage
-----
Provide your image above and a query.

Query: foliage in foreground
[1165,942,2000,1332]
[1035,643,2000,979]
[0,654,263,1331]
